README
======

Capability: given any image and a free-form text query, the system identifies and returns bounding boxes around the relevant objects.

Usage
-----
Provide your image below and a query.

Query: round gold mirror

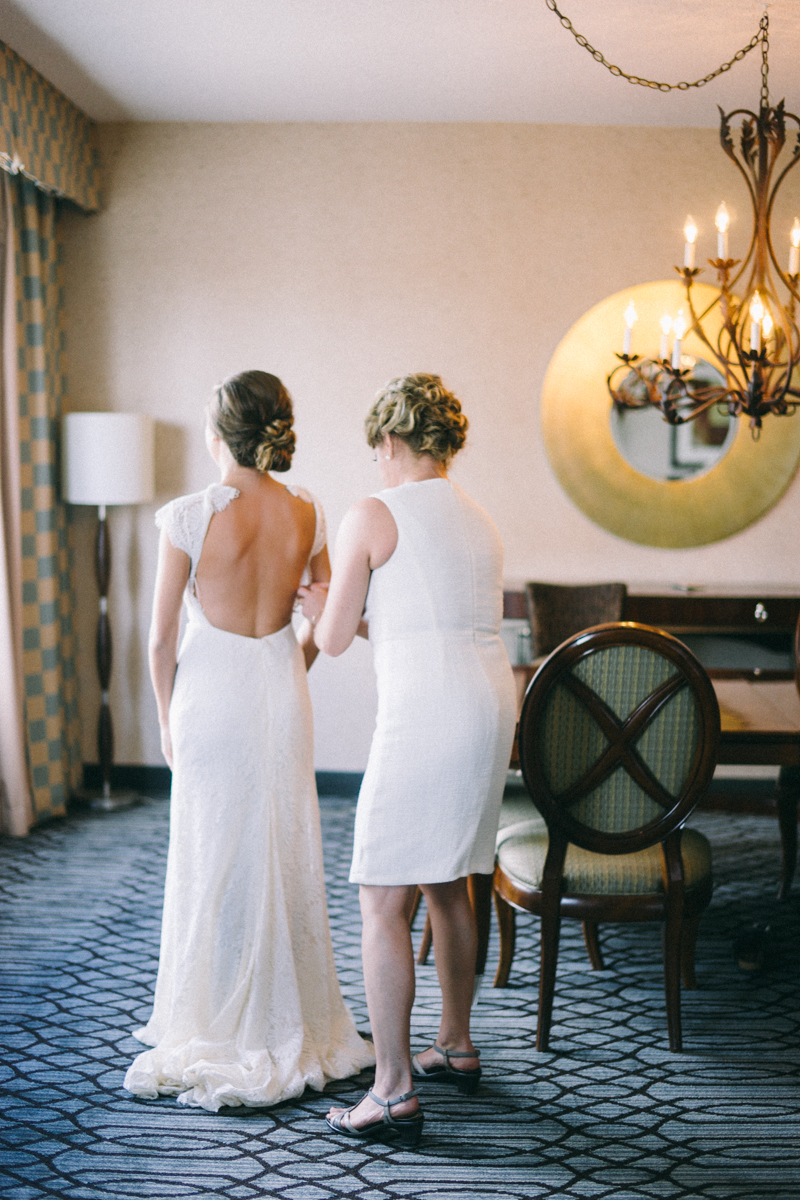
[541,280,800,548]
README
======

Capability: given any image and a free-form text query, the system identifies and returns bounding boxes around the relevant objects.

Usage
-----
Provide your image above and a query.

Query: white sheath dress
[124,482,374,1112]
[350,478,517,886]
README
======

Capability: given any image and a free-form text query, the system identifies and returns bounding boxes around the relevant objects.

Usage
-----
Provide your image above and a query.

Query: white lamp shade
[62,412,155,506]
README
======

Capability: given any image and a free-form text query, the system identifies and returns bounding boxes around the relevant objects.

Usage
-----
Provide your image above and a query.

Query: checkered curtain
[9,173,81,823]
[0,44,98,829]
[0,40,101,212]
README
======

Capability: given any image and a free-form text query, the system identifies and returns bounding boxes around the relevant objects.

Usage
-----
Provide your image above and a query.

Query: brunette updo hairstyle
[365,373,468,464]
[209,370,296,473]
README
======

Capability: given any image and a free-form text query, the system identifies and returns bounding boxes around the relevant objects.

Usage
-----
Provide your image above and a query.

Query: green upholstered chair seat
[498,796,546,833]
[496,825,712,896]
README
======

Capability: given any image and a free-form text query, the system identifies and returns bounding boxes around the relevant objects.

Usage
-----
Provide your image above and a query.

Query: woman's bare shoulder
[342,495,395,530]
[339,497,397,568]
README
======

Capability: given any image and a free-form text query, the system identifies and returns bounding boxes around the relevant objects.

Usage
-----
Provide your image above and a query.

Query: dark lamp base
[72,787,140,813]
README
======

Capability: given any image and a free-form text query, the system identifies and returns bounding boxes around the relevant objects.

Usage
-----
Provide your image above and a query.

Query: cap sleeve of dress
[155,494,198,559]
[288,486,327,560]
[154,485,239,572]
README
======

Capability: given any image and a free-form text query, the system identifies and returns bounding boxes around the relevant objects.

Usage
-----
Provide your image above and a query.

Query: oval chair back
[494,621,720,1052]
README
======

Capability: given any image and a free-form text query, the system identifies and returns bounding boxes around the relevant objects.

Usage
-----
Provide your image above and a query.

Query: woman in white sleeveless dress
[124,370,374,1112]
[300,374,516,1146]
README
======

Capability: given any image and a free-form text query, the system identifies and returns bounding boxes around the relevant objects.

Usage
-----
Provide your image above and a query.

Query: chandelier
[547,3,800,435]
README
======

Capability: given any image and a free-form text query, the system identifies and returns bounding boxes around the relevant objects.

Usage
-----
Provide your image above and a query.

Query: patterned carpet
[0,794,798,1200]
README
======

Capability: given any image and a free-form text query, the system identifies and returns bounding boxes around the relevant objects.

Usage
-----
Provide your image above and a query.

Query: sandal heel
[412,1043,482,1094]
[395,1114,424,1147]
[455,1071,481,1096]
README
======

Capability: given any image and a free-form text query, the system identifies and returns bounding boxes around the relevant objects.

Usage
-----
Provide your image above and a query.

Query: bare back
[196,477,322,639]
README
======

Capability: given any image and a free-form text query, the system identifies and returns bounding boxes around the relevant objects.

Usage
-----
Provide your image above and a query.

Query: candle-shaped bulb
[672,309,687,340]
[671,309,687,369]
[761,309,774,341]
[659,314,672,360]
[715,202,729,259]
[750,291,764,352]
[622,300,637,354]
[683,215,697,269]
[790,218,800,274]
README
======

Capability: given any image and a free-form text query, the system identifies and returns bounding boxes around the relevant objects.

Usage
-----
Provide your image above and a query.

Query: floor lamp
[62,412,155,810]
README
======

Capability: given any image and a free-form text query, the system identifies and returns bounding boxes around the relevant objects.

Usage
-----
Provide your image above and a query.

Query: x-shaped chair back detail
[520,623,720,858]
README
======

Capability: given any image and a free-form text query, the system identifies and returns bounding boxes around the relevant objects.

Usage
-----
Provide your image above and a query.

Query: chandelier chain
[545,1,768,95]
[761,13,770,108]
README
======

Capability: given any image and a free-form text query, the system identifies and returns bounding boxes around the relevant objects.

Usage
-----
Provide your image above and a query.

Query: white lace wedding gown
[124,482,374,1111]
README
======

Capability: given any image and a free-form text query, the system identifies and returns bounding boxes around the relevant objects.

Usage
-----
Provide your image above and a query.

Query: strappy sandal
[325,1087,424,1148]
[411,1043,481,1094]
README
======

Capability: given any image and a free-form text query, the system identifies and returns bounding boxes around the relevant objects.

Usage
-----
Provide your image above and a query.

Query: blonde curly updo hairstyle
[365,373,468,464]
[209,370,296,473]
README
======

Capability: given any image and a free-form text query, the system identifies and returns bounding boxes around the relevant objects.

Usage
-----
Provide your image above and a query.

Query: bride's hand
[297,581,329,626]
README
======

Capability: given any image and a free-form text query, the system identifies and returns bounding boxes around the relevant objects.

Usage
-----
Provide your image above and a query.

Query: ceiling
[0,0,797,126]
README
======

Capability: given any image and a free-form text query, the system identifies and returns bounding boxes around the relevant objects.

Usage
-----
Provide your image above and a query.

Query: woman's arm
[303,497,397,657]
[149,528,190,768]
[297,544,331,670]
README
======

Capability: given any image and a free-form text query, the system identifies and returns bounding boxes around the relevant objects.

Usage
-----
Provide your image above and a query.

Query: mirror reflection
[610,357,736,481]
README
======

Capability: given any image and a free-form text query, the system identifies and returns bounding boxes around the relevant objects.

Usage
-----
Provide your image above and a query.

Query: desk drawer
[624,594,800,633]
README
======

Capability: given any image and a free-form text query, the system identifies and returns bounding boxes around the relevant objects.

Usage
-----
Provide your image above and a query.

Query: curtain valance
[0,40,100,213]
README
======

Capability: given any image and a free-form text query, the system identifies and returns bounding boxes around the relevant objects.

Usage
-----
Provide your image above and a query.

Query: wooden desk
[505,585,800,680]
[714,679,800,900]
[625,587,800,681]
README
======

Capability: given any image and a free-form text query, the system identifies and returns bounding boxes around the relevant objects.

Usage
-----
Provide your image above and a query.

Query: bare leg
[327,884,419,1127]
[414,878,479,1072]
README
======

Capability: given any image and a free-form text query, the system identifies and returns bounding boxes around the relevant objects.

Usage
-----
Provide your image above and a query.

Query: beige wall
[61,122,800,770]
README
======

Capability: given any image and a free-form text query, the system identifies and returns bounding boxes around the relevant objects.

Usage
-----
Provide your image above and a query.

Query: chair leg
[537,837,567,1052]
[492,889,516,987]
[776,765,800,901]
[582,921,605,970]
[663,909,684,1052]
[467,873,493,978]
[408,886,423,928]
[416,913,433,965]
[680,913,701,990]
[537,901,561,1051]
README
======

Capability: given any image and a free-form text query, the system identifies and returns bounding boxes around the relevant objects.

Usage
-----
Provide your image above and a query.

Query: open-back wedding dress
[124,482,374,1111]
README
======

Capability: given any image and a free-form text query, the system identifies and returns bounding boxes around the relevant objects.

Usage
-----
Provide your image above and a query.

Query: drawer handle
[754,602,768,622]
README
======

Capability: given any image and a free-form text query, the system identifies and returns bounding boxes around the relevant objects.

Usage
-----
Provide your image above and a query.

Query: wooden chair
[527,582,627,658]
[493,622,720,1052]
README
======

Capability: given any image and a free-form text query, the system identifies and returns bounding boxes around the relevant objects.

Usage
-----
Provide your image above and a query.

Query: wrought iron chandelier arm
[766,131,800,205]
[669,390,738,425]
[682,287,739,384]
[718,108,759,213]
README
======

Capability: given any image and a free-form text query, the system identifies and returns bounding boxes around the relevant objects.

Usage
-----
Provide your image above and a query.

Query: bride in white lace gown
[124,371,374,1111]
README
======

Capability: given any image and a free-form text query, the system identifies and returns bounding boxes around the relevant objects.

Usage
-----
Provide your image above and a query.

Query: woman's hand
[297,581,329,625]
[311,498,396,656]
[296,582,329,670]
[160,720,174,769]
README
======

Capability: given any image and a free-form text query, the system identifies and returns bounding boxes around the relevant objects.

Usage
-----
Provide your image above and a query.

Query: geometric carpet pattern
[1,795,798,1199]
